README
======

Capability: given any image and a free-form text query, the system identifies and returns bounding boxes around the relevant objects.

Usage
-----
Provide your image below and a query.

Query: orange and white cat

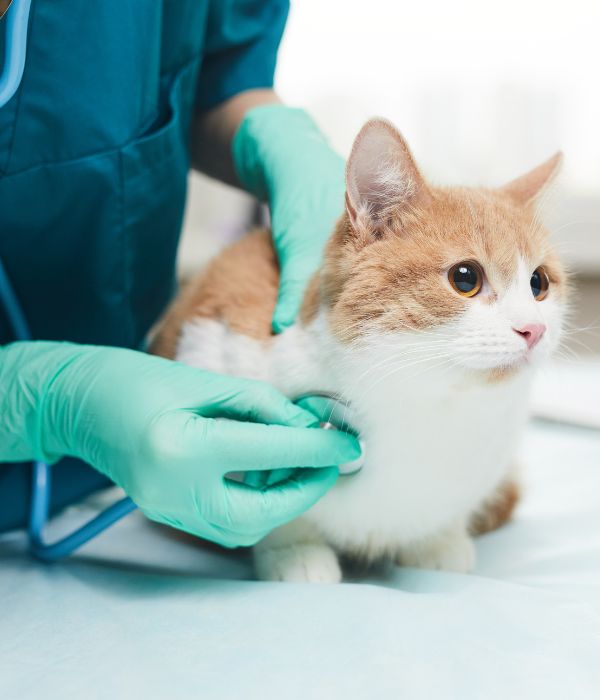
[152,119,567,582]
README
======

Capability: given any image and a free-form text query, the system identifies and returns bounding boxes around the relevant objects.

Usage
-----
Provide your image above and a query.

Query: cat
[151,118,568,583]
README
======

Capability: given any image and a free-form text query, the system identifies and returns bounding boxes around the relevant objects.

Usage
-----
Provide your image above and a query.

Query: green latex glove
[233,105,345,332]
[0,342,360,546]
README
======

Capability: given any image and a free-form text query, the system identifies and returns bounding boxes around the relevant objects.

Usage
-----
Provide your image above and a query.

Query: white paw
[254,544,342,583]
[399,532,475,573]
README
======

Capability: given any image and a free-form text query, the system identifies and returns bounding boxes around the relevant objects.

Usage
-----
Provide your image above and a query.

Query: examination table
[1,362,600,699]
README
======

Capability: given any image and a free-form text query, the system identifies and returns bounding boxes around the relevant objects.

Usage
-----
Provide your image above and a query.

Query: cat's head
[316,118,568,378]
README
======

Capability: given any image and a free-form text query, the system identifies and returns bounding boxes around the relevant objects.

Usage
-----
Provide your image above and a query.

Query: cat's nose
[513,323,546,350]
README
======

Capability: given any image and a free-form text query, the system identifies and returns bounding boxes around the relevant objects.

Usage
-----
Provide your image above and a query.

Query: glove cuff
[0,341,90,463]
[232,105,341,201]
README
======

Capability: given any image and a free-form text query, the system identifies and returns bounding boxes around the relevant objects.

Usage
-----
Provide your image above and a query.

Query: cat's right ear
[345,118,430,240]
[500,152,563,207]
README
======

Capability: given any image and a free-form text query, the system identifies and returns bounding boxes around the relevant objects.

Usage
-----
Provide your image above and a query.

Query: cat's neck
[269,308,533,428]
[268,311,340,398]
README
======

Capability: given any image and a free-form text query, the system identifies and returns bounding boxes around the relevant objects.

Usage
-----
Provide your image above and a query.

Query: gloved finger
[272,274,309,333]
[205,419,361,473]
[136,507,228,544]
[199,377,320,429]
[294,395,356,435]
[195,521,265,549]
[142,505,262,549]
[240,467,295,489]
[272,248,322,333]
[224,466,339,529]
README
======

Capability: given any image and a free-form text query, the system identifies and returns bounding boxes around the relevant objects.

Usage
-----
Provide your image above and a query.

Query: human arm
[191,1,346,331]
[192,88,279,186]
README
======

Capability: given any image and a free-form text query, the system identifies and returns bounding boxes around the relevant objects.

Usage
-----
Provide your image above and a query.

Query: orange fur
[469,477,521,535]
[150,229,278,357]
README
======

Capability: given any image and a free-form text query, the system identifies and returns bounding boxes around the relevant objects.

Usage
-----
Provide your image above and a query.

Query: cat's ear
[501,152,563,206]
[345,118,431,237]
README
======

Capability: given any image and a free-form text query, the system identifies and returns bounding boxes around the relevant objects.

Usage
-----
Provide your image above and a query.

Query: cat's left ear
[501,152,563,206]
[345,118,431,238]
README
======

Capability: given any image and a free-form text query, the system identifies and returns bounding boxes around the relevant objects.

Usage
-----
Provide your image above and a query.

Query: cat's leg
[397,518,475,573]
[254,518,342,583]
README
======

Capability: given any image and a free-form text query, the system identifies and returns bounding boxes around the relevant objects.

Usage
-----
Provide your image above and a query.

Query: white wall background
[181,0,600,274]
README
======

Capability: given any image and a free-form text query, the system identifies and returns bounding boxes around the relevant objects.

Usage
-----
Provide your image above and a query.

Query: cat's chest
[307,367,530,546]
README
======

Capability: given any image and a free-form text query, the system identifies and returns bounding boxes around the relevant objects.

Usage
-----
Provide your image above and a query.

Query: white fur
[176,256,564,582]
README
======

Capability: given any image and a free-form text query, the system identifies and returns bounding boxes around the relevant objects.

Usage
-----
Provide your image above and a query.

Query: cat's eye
[530,266,550,301]
[448,261,483,298]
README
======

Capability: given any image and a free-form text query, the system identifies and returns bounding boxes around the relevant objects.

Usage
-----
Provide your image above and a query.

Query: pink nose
[513,323,546,350]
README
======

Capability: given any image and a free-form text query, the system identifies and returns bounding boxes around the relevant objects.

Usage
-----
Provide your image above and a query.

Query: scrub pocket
[0,59,199,348]
[120,60,199,345]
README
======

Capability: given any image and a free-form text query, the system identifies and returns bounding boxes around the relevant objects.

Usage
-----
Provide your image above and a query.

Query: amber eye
[448,261,483,298]
[530,266,550,301]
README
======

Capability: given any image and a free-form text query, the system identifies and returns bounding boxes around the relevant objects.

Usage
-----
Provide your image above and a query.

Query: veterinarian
[0,0,360,544]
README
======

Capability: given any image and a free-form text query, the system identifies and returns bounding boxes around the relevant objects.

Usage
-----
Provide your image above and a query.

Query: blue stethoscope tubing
[0,0,32,108]
[0,256,137,561]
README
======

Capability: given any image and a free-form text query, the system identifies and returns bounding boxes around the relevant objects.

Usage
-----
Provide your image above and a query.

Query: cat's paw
[254,544,342,583]
[399,531,475,573]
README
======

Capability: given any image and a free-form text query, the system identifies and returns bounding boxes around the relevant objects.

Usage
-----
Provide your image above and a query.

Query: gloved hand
[0,342,360,546]
[233,105,345,332]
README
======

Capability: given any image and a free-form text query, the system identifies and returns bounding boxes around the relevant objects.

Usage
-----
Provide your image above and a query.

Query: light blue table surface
[1,365,599,699]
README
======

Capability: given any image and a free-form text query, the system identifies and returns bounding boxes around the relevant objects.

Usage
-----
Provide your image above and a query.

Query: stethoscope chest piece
[294,391,365,477]
[319,420,365,476]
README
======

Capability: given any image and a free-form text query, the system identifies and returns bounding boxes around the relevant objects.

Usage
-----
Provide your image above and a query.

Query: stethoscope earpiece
[0,0,32,108]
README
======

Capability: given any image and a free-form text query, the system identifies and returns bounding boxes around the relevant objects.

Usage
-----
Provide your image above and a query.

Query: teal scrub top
[0,0,288,348]
[0,0,289,531]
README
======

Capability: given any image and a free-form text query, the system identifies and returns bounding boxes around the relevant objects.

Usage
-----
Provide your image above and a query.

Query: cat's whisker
[344,318,458,342]
[359,353,452,389]
[373,333,456,349]
[549,219,600,236]
[360,354,458,398]
[367,342,450,354]
[350,343,453,385]
[558,337,595,357]
[562,321,600,337]
[354,352,454,402]
[552,346,581,365]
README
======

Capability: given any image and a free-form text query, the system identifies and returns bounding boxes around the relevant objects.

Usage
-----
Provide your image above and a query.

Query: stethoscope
[0,0,360,560]
[0,0,32,109]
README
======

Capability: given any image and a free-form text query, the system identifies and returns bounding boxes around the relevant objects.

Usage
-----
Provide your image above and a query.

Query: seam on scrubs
[117,61,193,347]
[116,147,135,355]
